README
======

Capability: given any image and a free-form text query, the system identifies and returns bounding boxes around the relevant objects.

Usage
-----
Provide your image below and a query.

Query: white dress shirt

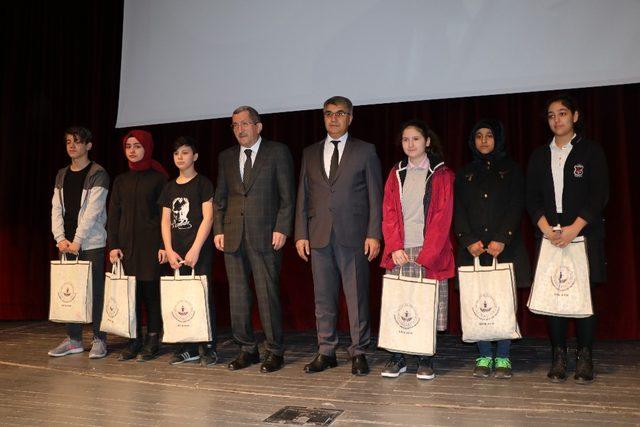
[323,133,348,177]
[239,137,262,180]
[549,134,576,214]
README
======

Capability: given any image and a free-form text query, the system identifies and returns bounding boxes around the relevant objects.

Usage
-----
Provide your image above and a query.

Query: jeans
[65,248,106,341]
[477,339,510,358]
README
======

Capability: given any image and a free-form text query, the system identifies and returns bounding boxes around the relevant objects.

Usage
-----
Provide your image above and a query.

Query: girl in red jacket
[380,119,455,380]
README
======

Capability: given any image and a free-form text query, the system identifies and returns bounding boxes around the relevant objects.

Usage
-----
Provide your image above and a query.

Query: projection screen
[117,0,640,127]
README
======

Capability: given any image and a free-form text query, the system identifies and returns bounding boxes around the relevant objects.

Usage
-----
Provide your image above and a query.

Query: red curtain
[2,2,638,339]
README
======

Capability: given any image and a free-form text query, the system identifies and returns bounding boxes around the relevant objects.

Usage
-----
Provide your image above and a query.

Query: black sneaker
[169,346,200,365]
[201,345,218,367]
[417,356,435,380]
[381,356,407,378]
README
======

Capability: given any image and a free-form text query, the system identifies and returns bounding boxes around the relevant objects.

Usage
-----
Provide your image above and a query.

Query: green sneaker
[473,356,493,378]
[494,357,513,379]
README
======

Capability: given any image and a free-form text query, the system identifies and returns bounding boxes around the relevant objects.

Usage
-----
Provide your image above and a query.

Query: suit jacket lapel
[317,140,330,184]
[231,145,245,192]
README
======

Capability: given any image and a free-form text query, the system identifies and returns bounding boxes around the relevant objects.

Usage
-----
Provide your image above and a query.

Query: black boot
[574,346,594,384]
[119,338,143,361]
[137,334,160,362]
[547,346,567,382]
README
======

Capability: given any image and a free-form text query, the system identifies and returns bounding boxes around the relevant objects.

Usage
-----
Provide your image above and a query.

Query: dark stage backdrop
[2,2,639,339]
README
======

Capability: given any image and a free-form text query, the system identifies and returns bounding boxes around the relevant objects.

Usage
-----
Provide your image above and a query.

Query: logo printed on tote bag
[394,304,420,329]
[551,266,575,291]
[172,300,195,322]
[472,294,499,321]
[57,282,76,303]
[106,298,119,318]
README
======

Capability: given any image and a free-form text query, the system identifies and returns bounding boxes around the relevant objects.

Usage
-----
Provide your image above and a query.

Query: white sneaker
[48,337,84,357]
[88,337,107,359]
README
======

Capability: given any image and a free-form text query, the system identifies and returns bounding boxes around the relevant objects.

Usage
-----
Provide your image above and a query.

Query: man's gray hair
[323,96,353,114]
[232,105,261,123]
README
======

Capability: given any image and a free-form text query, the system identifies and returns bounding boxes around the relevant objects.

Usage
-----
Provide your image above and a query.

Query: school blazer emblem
[573,163,584,178]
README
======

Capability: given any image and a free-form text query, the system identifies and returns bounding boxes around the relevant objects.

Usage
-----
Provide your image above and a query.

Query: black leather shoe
[227,351,260,371]
[304,354,337,373]
[137,334,160,362]
[118,338,143,361]
[574,346,594,384]
[260,351,284,373]
[351,354,370,376]
[547,346,567,382]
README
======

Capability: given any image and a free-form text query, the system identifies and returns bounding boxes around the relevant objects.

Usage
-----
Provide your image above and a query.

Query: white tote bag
[458,257,521,343]
[378,265,439,356]
[100,260,137,339]
[528,236,592,318]
[49,253,93,323]
[160,268,212,343]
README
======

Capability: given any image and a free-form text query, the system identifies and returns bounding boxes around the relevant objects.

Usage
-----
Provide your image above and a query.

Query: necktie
[243,149,252,185]
[329,140,339,180]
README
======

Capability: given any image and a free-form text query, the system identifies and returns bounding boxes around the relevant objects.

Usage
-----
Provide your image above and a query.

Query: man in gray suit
[295,96,383,376]
[214,106,295,373]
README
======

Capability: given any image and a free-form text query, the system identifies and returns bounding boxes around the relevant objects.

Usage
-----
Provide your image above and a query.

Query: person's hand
[541,224,562,245]
[68,241,81,254]
[167,250,183,270]
[109,249,123,264]
[364,238,380,262]
[467,241,485,257]
[391,249,409,266]
[296,239,310,262]
[184,247,200,268]
[158,249,168,264]
[57,239,71,253]
[272,232,287,251]
[486,241,505,258]
[214,234,224,251]
[556,224,580,248]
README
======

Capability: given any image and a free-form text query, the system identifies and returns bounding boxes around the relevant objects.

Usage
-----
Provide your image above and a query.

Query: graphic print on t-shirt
[171,197,192,229]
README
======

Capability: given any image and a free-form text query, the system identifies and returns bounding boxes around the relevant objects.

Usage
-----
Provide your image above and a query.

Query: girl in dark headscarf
[454,119,531,379]
[107,129,168,361]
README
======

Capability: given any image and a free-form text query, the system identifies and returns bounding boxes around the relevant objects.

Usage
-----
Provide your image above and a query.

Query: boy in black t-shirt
[159,137,217,366]
[49,126,109,358]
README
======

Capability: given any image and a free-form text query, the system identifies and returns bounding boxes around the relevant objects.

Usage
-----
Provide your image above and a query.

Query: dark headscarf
[468,118,506,163]
[122,129,169,177]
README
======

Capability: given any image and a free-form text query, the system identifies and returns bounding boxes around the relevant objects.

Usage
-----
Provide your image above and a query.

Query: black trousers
[134,279,162,337]
[547,293,598,348]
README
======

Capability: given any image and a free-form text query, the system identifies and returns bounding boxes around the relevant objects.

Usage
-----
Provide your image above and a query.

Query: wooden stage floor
[0,321,638,426]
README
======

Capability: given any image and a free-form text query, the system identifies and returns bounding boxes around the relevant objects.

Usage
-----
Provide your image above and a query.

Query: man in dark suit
[294,96,383,376]
[214,106,295,373]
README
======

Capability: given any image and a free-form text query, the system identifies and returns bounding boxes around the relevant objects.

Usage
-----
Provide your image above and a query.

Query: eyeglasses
[323,111,350,118]
[230,121,257,130]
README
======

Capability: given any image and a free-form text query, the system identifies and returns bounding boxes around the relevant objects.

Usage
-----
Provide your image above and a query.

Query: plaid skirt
[387,246,449,331]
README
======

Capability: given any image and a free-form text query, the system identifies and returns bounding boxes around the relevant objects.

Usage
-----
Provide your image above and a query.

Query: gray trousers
[311,230,370,357]
[224,238,284,356]
[65,248,106,341]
